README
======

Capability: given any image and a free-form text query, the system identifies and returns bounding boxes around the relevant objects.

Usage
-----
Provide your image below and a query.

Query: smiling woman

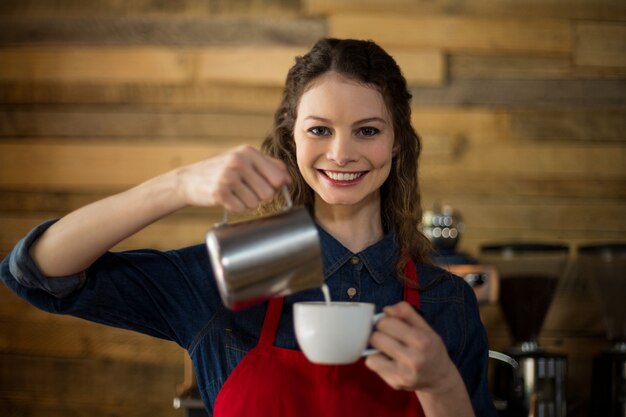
[1,38,497,417]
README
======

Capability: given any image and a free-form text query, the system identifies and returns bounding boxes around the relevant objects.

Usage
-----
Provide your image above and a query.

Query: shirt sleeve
[7,219,86,297]
[1,220,222,349]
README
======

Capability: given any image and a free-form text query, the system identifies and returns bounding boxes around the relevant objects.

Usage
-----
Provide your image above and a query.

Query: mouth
[319,169,367,185]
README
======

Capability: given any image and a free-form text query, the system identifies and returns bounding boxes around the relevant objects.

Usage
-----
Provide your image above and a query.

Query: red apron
[214,261,425,417]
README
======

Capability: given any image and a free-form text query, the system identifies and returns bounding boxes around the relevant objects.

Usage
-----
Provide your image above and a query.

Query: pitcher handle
[219,185,292,225]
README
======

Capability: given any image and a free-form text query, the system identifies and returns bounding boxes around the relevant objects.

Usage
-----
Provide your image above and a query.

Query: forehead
[297,72,390,120]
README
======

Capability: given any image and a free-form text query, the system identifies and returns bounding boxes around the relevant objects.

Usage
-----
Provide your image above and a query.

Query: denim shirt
[1,220,497,417]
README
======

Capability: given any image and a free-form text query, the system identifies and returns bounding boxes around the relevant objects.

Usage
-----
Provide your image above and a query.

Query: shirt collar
[316,224,398,285]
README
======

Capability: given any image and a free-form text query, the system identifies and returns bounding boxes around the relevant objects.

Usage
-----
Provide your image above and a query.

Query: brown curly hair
[261,38,432,281]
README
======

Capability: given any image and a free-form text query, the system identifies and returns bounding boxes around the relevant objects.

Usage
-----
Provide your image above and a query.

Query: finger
[369,325,421,367]
[219,188,247,213]
[243,146,291,188]
[230,180,263,210]
[220,146,282,204]
[236,161,277,203]
[364,353,411,391]
[375,315,423,351]
[383,301,428,330]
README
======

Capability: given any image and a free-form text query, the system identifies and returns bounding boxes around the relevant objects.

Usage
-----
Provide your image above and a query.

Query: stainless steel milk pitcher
[206,187,323,310]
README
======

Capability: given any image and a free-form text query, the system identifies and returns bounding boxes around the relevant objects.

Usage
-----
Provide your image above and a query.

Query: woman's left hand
[364,301,456,392]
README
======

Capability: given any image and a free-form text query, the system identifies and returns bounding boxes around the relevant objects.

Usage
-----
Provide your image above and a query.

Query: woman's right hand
[30,145,290,277]
[176,145,291,213]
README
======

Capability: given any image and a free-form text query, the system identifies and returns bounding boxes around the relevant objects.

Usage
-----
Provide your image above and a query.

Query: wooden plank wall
[0,0,625,416]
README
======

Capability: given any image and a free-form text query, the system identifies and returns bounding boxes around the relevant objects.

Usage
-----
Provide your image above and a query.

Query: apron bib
[214,261,425,417]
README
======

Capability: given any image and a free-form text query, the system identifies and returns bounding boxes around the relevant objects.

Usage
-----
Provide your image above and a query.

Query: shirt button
[351,256,360,265]
[347,288,357,299]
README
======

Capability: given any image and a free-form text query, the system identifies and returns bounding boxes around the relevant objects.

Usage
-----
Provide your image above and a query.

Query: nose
[326,132,356,166]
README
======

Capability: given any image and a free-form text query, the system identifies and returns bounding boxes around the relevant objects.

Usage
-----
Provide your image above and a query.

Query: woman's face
[294,72,395,210]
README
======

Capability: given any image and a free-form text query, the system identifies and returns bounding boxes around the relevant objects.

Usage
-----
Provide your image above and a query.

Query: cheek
[370,142,395,168]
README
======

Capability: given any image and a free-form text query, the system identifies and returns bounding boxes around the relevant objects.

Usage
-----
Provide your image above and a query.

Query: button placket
[346,255,362,301]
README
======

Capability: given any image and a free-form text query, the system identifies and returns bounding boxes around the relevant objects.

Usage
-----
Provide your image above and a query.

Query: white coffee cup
[294,301,384,365]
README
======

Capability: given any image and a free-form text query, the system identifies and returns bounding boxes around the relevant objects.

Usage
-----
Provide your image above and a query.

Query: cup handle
[362,312,386,357]
[217,185,292,226]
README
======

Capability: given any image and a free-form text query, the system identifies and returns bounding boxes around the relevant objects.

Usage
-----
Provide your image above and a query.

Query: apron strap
[259,259,421,347]
[259,297,284,347]
[403,259,420,308]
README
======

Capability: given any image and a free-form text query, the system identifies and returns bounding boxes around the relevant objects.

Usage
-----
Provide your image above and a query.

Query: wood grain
[450,54,626,80]
[329,14,571,54]
[0,109,272,138]
[0,15,324,46]
[410,79,626,106]
[0,47,194,83]
[510,110,626,142]
[305,0,626,20]
[0,314,184,364]
[0,82,284,112]
[0,353,183,407]
[0,140,261,189]
[0,0,300,16]
[575,21,626,68]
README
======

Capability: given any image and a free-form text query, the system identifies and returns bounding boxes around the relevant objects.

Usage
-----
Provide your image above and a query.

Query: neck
[314,197,384,253]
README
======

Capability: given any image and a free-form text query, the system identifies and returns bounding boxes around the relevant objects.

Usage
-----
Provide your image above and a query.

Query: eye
[308,126,332,136]
[357,126,380,137]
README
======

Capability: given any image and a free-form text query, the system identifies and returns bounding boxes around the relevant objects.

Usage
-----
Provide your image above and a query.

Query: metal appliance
[422,203,498,304]
[480,243,569,417]
[578,243,626,417]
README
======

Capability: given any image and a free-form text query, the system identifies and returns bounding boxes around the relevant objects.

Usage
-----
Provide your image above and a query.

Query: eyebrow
[303,116,388,126]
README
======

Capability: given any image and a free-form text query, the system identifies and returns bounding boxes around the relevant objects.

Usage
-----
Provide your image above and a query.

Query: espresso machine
[480,243,569,417]
[422,203,498,304]
[578,243,626,417]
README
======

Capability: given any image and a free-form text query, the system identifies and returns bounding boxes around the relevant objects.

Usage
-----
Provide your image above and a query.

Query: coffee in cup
[294,301,382,364]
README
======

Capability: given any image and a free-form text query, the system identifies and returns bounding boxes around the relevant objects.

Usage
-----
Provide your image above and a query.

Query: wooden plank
[390,50,445,86]
[0,16,324,46]
[409,79,626,106]
[575,21,626,68]
[0,353,183,407]
[0,0,299,16]
[197,46,306,85]
[0,140,262,189]
[0,317,184,364]
[420,176,626,199]
[450,54,626,80]
[511,110,626,142]
[0,190,222,220]
[412,107,511,141]
[305,0,626,20]
[0,47,194,83]
[0,46,316,86]
[0,82,284,112]
[0,109,273,138]
[0,189,110,213]
[0,397,184,417]
[421,141,626,177]
[329,14,571,54]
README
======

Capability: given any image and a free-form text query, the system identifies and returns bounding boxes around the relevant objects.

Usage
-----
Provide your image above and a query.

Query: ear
[392,144,399,157]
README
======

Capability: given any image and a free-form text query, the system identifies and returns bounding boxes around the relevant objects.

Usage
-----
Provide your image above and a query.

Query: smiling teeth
[325,171,362,181]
